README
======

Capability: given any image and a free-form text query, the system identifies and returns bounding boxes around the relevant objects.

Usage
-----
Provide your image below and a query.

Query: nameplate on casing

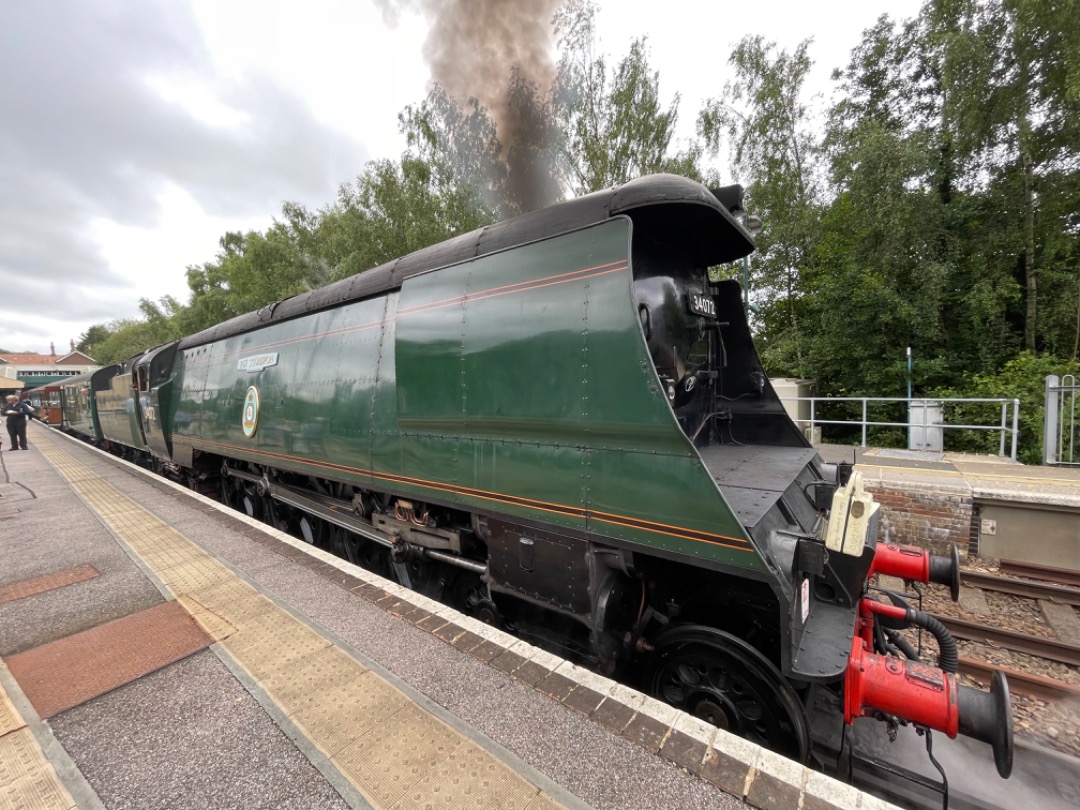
[237,353,279,372]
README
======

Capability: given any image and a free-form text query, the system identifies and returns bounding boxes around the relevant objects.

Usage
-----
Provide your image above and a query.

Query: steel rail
[960,569,1080,607]
[999,559,1080,589]
[957,655,1080,702]
[935,615,1080,668]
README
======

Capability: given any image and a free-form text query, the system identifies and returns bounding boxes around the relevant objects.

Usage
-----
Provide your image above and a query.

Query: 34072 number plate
[688,292,717,318]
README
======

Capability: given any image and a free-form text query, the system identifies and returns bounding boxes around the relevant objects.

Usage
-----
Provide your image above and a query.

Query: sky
[0,0,922,356]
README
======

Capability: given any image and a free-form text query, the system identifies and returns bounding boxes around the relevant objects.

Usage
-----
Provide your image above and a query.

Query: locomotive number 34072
[688,292,717,319]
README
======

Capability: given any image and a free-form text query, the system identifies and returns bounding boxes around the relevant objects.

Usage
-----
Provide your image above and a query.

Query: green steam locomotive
[59,174,1012,781]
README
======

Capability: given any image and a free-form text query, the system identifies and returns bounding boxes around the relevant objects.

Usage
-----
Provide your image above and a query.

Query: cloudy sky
[0,0,920,356]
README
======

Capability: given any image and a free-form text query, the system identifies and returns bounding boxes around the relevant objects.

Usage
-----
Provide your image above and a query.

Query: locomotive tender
[62,174,1012,780]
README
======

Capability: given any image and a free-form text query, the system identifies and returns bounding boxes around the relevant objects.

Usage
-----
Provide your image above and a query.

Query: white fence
[783,396,1020,460]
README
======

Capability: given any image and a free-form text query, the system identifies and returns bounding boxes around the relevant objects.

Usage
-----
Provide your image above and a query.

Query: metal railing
[784,396,1021,460]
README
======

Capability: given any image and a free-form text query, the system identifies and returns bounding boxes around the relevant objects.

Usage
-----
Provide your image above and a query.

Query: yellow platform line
[856,460,1080,488]
[35,437,565,810]
[0,679,76,810]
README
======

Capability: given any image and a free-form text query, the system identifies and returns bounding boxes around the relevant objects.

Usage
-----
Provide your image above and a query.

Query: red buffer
[870,542,961,601]
[845,598,1014,778]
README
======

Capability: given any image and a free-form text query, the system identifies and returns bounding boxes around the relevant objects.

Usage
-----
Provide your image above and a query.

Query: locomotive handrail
[781,395,1020,460]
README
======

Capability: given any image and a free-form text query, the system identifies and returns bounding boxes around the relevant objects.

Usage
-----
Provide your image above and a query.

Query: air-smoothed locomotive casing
[168,223,764,555]
[155,175,865,683]
[77,174,1018,778]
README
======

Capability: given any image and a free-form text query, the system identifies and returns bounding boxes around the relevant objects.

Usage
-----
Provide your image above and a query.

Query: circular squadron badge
[242,386,260,437]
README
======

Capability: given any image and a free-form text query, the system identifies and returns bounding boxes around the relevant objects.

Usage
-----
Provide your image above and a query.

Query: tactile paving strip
[35,436,570,810]
[0,565,99,606]
[333,703,463,807]
[0,729,76,810]
[0,686,22,737]
[394,738,541,810]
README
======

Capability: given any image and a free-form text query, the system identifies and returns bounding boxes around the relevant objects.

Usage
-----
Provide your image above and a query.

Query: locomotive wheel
[298,515,329,547]
[448,573,503,627]
[240,485,263,520]
[644,624,810,761]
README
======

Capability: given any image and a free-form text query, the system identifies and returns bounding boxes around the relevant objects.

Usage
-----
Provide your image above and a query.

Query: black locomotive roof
[178,173,754,350]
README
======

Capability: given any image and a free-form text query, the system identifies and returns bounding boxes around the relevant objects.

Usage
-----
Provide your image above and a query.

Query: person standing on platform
[3,394,33,450]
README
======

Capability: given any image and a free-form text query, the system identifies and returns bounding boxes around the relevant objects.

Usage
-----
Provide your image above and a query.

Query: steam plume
[376,0,564,213]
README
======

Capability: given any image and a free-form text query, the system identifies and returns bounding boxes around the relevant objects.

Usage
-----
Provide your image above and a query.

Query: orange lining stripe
[184,437,588,521]
[322,459,750,548]
[187,436,590,522]
[587,506,750,545]
[175,435,753,552]
[590,516,753,552]
[239,317,389,353]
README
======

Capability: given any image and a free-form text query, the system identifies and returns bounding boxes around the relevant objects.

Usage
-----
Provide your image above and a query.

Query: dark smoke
[376,0,564,214]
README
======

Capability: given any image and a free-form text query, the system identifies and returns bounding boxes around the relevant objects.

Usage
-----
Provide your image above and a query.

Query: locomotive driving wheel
[645,624,810,762]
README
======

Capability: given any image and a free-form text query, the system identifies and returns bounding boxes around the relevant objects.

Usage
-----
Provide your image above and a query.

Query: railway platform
[0,423,890,810]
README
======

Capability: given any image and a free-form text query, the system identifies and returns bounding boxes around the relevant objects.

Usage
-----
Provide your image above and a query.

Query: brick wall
[863,479,973,556]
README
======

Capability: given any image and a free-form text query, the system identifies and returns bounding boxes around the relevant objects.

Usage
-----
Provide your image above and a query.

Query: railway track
[957,655,1080,701]
[926,563,1080,701]
[959,569,1080,607]
[890,563,1080,701]
[935,614,1080,667]
[998,559,1080,589]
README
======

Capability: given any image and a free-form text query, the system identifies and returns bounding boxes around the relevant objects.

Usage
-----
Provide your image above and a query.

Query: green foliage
[398,86,508,218]
[699,36,822,375]
[322,154,495,280]
[929,352,1080,463]
[76,324,112,359]
[182,213,328,335]
[552,0,702,194]
[743,2,1079,398]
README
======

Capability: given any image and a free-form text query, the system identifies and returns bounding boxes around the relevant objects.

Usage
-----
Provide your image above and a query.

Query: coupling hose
[885,628,920,661]
[910,610,958,673]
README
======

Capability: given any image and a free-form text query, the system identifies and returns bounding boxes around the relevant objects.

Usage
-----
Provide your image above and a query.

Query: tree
[321,155,497,279]
[807,15,962,395]
[76,324,113,358]
[927,0,1080,353]
[552,0,702,195]
[92,318,170,366]
[182,214,328,334]
[699,36,822,375]
[398,85,508,218]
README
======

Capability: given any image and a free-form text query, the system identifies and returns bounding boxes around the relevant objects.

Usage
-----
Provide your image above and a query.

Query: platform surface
[0,423,884,810]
